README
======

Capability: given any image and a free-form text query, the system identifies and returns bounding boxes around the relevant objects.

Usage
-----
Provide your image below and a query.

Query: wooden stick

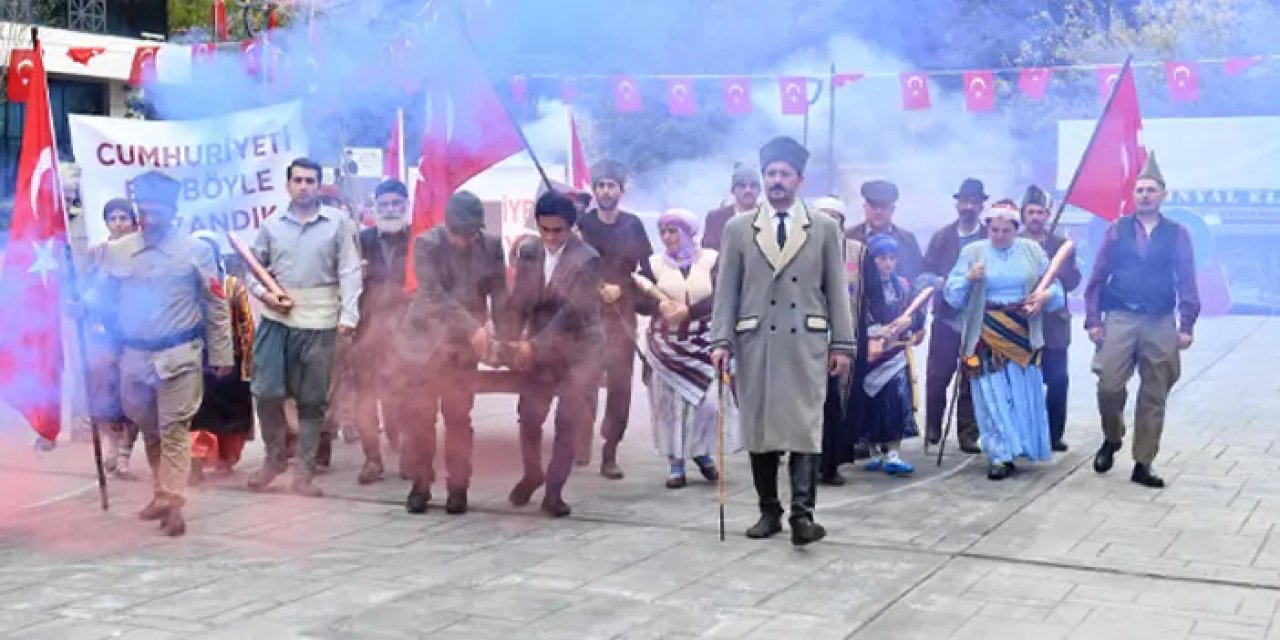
[632,272,674,304]
[868,286,934,361]
[1033,239,1076,295]
[717,368,727,542]
[226,233,287,298]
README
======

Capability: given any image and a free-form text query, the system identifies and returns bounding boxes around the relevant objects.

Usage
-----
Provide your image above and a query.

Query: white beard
[376,218,408,235]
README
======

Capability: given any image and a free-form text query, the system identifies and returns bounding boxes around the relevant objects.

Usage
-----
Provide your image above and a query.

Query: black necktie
[776,212,789,248]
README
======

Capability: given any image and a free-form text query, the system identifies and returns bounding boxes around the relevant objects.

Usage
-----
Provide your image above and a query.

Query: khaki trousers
[119,345,205,506]
[1091,312,1181,465]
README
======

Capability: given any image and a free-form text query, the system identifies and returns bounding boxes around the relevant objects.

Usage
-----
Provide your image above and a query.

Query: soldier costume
[94,170,234,536]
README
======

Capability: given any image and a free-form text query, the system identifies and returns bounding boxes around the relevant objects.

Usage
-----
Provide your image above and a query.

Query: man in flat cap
[710,136,855,546]
[920,177,988,454]
[92,170,235,536]
[247,157,363,498]
[397,190,510,514]
[1086,151,1198,489]
[703,162,761,250]
[577,159,654,479]
[349,179,414,485]
[847,180,925,282]
[1021,185,1081,453]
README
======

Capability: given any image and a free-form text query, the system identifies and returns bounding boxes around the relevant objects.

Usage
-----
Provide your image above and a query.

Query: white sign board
[69,102,309,248]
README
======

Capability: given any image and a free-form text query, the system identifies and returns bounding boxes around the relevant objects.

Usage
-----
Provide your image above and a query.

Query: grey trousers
[251,318,337,474]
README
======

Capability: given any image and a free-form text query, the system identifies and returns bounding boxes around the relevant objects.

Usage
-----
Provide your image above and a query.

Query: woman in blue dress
[944,199,1064,480]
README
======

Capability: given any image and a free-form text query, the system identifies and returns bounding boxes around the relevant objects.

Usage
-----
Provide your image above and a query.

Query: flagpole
[827,63,838,194]
[450,2,554,193]
[1047,55,1134,237]
[32,26,109,511]
[396,107,407,185]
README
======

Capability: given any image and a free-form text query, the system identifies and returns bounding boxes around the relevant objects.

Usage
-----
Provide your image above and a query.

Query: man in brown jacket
[702,162,761,250]
[1021,185,1082,452]
[921,178,988,453]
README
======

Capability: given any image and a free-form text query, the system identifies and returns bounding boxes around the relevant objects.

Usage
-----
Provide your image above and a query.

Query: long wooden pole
[37,25,109,510]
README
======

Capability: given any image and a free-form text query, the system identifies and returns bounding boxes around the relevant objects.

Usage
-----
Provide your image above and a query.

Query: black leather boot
[1131,463,1165,488]
[1094,440,1121,474]
[788,453,826,546]
[746,452,783,539]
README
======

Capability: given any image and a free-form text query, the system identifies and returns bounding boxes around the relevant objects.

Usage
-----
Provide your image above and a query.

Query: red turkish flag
[667,77,696,116]
[1096,66,1122,103]
[1224,55,1263,76]
[1165,61,1200,102]
[510,75,528,106]
[128,45,160,86]
[1063,62,1145,222]
[722,76,751,115]
[963,70,996,112]
[191,43,217,62]
[614,76,642,113]
[779,76,808,115]
[832,72,863,88]
[569,109,590,191]
[900,72,931,110]
[213,0,229,40]
[6,49,37,102]
[0,43,68,442]
[1018,67,1052,100]
[561,77,578,104]
[66,47,104,66]
[406,38,524,292]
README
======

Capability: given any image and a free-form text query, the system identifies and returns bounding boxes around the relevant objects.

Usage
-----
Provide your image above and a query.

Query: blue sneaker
[884,459,914,476]
[864,457,884,472]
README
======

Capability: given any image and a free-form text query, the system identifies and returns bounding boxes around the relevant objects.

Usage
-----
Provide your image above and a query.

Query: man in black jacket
[397,190,509,514]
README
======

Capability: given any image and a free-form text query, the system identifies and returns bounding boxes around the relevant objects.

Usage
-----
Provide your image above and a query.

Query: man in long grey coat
[710,136,856,546]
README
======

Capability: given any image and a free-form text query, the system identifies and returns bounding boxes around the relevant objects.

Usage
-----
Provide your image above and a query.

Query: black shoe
[959,441,982,454]
[852,442,872,460]
[405,485,430,514]
[508,476,543,507]
[1051,441,1069,453]
[1094,441,1120,474]
[445,489,468,515]
[819,470,846,486]
[987,462,1012,480]
[692,456,719,481]
[746,510,784,539]
[789,516,827,546]
[540,495,571,517]
[1131,463,1165,489]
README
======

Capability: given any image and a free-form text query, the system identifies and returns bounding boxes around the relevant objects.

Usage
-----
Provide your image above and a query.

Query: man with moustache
[576,160,654,478]
[1086,152,1199,489]
[710,136,854,546]
[504,191,605,517]
[399,191,509,515]
[1021,185,1082,452]
[247,157,363,497]
[94,170,234,536]
[350,179,414,485]
[702,163,761,251]
[921,178,988,453]
[846,180,925,282]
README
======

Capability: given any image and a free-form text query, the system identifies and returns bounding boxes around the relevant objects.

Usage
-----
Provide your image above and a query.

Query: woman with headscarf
[944,199,1065,480]
[637,208,739,488]
[188,231,256,482]
[852,234,925,475]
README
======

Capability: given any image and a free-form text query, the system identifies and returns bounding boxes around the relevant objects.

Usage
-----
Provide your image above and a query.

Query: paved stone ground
[0,317,1276,639]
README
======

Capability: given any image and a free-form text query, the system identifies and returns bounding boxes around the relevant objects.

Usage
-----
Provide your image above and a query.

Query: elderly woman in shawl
[638,208,739,488]
[944,199,1064,480]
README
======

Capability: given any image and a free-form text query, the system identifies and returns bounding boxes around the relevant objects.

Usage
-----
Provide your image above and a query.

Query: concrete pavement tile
[1191,618,1269,639]
[1071,605,1197,638]
[3,618,121,640]
[0,610,51,634]
[0,586,101,612]
[951,616,1073,639]
[740,611,860,640]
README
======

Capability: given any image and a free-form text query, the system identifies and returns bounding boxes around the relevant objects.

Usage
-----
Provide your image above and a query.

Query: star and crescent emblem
[27,239,59,288]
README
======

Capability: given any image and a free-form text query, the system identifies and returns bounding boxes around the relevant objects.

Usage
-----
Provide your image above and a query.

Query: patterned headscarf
[657,208,700,269]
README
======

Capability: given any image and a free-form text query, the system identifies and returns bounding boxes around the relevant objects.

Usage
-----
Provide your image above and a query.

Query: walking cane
[935,362,962,467]
[716,365,728,542]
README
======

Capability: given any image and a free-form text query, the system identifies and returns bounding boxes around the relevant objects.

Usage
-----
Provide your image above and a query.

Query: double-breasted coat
[710,202,856,453]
